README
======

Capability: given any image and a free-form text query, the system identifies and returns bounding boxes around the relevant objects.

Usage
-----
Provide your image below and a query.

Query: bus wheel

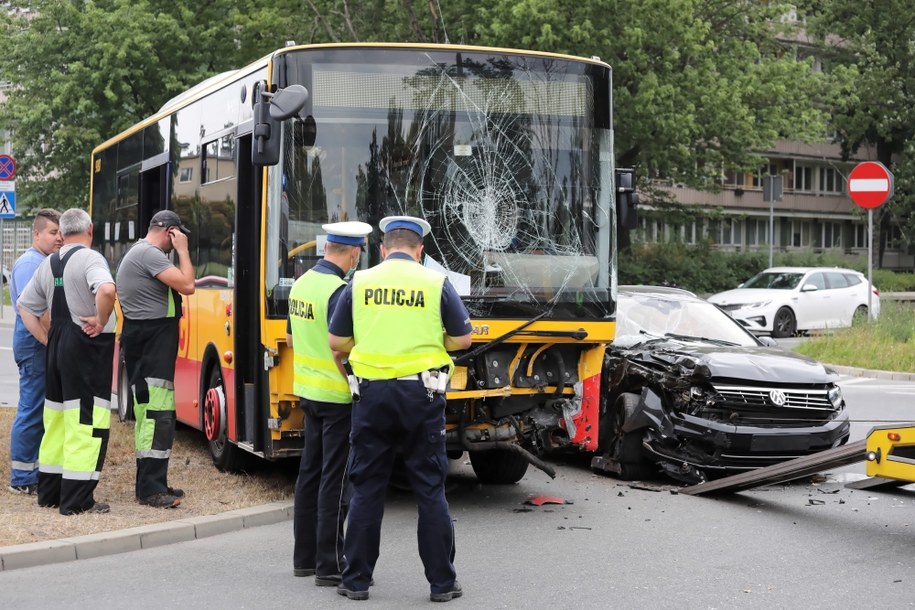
[204,367,245,472]
[116,346,134,422]
[469,448,529,484]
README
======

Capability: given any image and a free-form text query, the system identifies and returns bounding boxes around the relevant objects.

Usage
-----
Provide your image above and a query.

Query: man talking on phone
[116,210,196,508]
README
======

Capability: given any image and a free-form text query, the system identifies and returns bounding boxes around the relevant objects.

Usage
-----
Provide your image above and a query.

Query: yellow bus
[89,43,636,482]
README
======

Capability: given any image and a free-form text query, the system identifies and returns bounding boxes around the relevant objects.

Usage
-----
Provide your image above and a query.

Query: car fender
[622,387,666,434]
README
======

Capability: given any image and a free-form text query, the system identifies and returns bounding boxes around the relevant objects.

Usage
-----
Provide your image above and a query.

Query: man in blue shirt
[8,209,62,494]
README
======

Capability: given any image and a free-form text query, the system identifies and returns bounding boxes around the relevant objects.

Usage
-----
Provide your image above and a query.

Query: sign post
[762,175,784,268]
[848,161,894,320]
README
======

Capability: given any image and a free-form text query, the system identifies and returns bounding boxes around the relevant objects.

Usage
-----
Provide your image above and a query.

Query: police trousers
[342,378,456,594]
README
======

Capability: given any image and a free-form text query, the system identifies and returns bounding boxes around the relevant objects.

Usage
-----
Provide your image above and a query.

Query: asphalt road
[1,319,915,607]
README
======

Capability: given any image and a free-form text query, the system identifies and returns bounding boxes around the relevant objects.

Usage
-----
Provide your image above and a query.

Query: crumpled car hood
[627,341,838,384]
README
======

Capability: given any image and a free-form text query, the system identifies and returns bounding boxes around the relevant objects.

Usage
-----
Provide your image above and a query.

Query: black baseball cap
[149,210,190,235]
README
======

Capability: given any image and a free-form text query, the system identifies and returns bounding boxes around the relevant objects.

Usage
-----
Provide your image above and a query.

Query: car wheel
[598,392,652,480]
[772,307,797,338]
[852,305,868,326]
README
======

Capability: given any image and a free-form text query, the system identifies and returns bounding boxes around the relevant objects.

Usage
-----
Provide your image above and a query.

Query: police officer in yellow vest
[287,220,372,585]
[329,215,472,603]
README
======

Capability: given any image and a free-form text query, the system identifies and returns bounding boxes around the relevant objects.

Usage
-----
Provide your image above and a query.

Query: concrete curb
[828,364,915,382]
[0,500,293,572]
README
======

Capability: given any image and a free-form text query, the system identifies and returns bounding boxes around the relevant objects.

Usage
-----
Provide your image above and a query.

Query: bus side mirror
[616,168,639,230]
[252,84,310,166]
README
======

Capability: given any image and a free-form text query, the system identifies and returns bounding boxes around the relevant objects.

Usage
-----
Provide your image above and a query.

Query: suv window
[825,272,849,289]
[844,273,862,287]
[806,272,826,290]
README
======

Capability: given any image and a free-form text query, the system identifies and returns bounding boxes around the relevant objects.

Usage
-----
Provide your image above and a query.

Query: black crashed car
[592,286,850,484]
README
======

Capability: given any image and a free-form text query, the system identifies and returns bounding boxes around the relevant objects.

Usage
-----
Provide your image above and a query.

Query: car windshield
[614,293,760,348]
[742,271,805,290]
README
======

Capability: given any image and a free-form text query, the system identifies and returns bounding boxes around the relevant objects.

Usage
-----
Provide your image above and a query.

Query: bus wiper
[663,332,739,346]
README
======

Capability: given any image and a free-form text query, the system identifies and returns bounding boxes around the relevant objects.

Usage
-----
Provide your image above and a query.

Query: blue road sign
[0,190,16,218]
[0,155,15,181]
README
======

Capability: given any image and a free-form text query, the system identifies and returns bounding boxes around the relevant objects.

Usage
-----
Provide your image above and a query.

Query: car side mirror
[801,283,818,292]
[758,336,778,347]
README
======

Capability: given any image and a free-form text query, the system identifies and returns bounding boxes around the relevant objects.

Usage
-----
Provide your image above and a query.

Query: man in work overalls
[18,208,116,515]
[116,209,195,508]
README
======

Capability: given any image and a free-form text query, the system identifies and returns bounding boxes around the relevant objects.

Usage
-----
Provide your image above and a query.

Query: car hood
[628,341,838,384]
[708,288,789,305]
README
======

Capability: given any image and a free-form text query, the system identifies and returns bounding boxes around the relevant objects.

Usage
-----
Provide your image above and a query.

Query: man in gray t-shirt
[18,208,116,515]
[116,209,195,509]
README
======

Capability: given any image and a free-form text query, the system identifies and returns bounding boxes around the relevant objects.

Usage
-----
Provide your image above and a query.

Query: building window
[178,167,193,183]
[747,218,770,246]
[794,164,813,192]
[821,221,841,248]
[789,219,812,247]
[819,166,842,193]
[853,223,867,249]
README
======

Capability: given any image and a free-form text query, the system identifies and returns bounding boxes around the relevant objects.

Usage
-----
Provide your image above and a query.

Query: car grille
[711,383,837,425]
[717,304,742,312]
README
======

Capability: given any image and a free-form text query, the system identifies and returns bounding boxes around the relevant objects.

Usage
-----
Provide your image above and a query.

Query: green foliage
[0,0,834,213]
[872,270,915,292]
[797,301,915,373]
[0,0,241,211]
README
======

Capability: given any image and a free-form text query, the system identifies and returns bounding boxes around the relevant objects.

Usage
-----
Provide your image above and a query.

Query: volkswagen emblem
[769,389,787,406]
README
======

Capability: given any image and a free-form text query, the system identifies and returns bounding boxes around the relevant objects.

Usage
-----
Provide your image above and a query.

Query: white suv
[707,267,880,338]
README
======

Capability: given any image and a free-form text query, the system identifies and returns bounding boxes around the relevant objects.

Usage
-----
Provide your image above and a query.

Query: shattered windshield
[265,47,614,320]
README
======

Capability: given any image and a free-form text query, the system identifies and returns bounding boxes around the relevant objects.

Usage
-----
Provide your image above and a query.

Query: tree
[0,0,241,211]
[797,0,915,268]
[469,0,830,186]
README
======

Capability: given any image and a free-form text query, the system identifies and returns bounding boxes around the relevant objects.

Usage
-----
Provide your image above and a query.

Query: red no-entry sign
[848,161,894,209]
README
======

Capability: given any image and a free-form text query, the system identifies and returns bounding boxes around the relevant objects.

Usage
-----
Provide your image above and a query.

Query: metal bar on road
[680,439,866,495]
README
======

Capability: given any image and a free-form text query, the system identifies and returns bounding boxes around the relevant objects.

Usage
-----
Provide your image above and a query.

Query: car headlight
[827,385,843,409]
[741,301,771,310]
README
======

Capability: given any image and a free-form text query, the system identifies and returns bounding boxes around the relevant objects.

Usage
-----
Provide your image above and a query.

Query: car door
[795,271,830,330]
[825,271,856,326]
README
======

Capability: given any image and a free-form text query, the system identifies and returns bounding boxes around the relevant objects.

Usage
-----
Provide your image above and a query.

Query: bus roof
[91,42,611,155]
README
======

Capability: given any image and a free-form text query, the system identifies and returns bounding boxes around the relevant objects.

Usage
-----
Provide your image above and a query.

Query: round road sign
[0,154,16,181]
[848,161,893,209]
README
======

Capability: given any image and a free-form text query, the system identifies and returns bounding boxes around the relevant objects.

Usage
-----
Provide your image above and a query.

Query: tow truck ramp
[681,424,915,496]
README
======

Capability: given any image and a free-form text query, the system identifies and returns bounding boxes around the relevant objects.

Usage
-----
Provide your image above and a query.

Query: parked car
[707,266,880,338]
[593,286,850,484]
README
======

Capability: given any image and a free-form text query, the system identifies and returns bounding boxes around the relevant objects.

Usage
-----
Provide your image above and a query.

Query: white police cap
[322,221,373,246]
[379,215,431,238]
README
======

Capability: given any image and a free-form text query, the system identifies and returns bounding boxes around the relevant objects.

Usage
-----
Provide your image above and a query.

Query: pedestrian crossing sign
[0,190,16,218]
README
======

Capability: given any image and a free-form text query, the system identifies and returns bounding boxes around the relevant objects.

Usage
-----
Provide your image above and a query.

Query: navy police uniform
[329,216,472,601]
[288,221,372,584]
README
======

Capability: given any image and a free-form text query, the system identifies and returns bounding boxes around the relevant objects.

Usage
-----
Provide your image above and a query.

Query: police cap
[323,221,373,246]
[379,215,431,238]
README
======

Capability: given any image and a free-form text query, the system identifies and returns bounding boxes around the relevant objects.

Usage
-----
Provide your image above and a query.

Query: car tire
[598,392,652,480]
[852,305,868,325]
[116,345,134,422]
[772,307,797,338]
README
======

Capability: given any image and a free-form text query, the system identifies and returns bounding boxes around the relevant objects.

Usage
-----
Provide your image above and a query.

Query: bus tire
[469,448,529,484]
[116,345,134,422]
[205,366,247,472]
